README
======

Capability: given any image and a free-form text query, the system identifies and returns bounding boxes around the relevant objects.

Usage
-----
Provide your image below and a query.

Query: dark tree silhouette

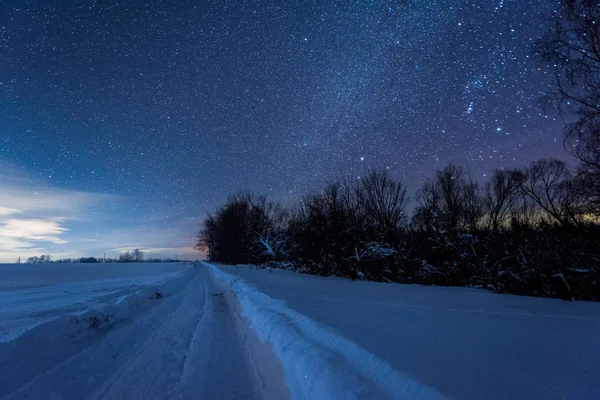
[197,164,600,300]
[483,169,522,232]
[118,249,143,262]
[196,193,287,264]
[357,169,409,244]
[539,0,600,214]
[412,164,483,232]
[519,159,586,226]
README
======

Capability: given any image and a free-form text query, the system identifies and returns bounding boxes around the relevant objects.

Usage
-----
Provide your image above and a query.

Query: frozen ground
[208,263,447,400]
[2,261,598,399]
[214,263,600,400]
[0,263,188,341]
[0,264,289,399]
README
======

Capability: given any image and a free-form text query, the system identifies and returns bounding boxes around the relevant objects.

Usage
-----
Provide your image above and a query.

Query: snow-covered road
[0,266,289,400]
[4,261,596,400]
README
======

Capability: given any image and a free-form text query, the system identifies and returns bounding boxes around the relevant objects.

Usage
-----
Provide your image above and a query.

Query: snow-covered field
[1,261,598,399]
[214,263,600,400]
[0,263,188,341]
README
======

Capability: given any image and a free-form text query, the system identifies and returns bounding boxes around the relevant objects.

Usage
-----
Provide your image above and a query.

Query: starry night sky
[0,0,569,261]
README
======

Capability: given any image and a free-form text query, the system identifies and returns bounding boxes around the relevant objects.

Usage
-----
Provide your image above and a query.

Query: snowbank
[0,264,194,396]
[72,264,193,331]
[206,262,449,400]
[0,262,189,341]
[215,264,600,400]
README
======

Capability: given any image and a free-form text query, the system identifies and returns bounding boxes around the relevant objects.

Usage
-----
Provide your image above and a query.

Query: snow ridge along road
[215,263,600,400]
[0,265,289,400]
[206,262,449,400]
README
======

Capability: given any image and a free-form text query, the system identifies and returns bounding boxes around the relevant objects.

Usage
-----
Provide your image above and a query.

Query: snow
[211,263,600,400]
[207,263,448,400]
[0,262,189,342]
[2,260,598,399]
[0,263,289,399]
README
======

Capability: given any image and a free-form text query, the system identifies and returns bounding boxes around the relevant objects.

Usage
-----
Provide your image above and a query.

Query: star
[0,0,568,260]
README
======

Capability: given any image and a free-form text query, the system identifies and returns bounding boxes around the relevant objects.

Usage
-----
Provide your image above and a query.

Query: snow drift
[206,262,449,400]
[0,264,193,396]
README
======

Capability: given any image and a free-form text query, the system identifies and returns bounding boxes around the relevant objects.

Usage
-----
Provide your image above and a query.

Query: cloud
[0,207,21,217]
[0,165,117,262]
[0,165,115,216]
[1,218,69,244]
[0,186,112,217]
[0,165,202,263]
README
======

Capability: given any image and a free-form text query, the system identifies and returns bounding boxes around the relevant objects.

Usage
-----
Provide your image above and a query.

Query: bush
[197,165,600,301]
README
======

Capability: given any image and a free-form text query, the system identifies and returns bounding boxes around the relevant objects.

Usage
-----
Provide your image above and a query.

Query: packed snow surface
[0,263,288,399]
[214,264,600,400]
[207,263,448,400]
[2,261,598,400]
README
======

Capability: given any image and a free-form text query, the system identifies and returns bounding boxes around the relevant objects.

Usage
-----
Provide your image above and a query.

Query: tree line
[196,163,599,300]
[23,249,185,264]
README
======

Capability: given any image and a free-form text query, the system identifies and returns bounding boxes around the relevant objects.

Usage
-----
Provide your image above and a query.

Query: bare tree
[132,249,144,262]
[483,169,523,232]
[539,0,600,213]
[196,214,218,261]
[412,164,483,232]
[519,159,586,225]
[436,165,466,231]
[26,255,52,263]
[462,179,485,232]
[412,179,441,232]
[357,170,409,242]
[509,190,538,229]
[119,251,133,262]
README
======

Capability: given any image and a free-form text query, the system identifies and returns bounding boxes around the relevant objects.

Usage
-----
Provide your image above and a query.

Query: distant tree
[197,214,218,261]
[26,255,52,263]
[539,0,600,214]
[357,169,409,244]
[132,249,144,262]
[509,190,538,230]
[411,164,483,232]
[519,159,586,226]
[483,169,523,232]
[435,164,466,231]
[79,257,98,263]
[248,195,289,259]
[288,180,361,275]
[286,170,408,277]
[462,179,485,232]
[119,251,134,263]
[411,179,440,232]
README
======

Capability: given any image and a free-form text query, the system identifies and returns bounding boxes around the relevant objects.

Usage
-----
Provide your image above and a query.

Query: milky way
[0,0,568,260]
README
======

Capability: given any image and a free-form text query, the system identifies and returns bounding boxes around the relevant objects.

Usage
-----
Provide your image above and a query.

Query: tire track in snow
[88,269,210,399]
[3,266,288,400]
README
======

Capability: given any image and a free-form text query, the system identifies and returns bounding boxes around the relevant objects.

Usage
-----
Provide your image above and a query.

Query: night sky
[0,0,569,261]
